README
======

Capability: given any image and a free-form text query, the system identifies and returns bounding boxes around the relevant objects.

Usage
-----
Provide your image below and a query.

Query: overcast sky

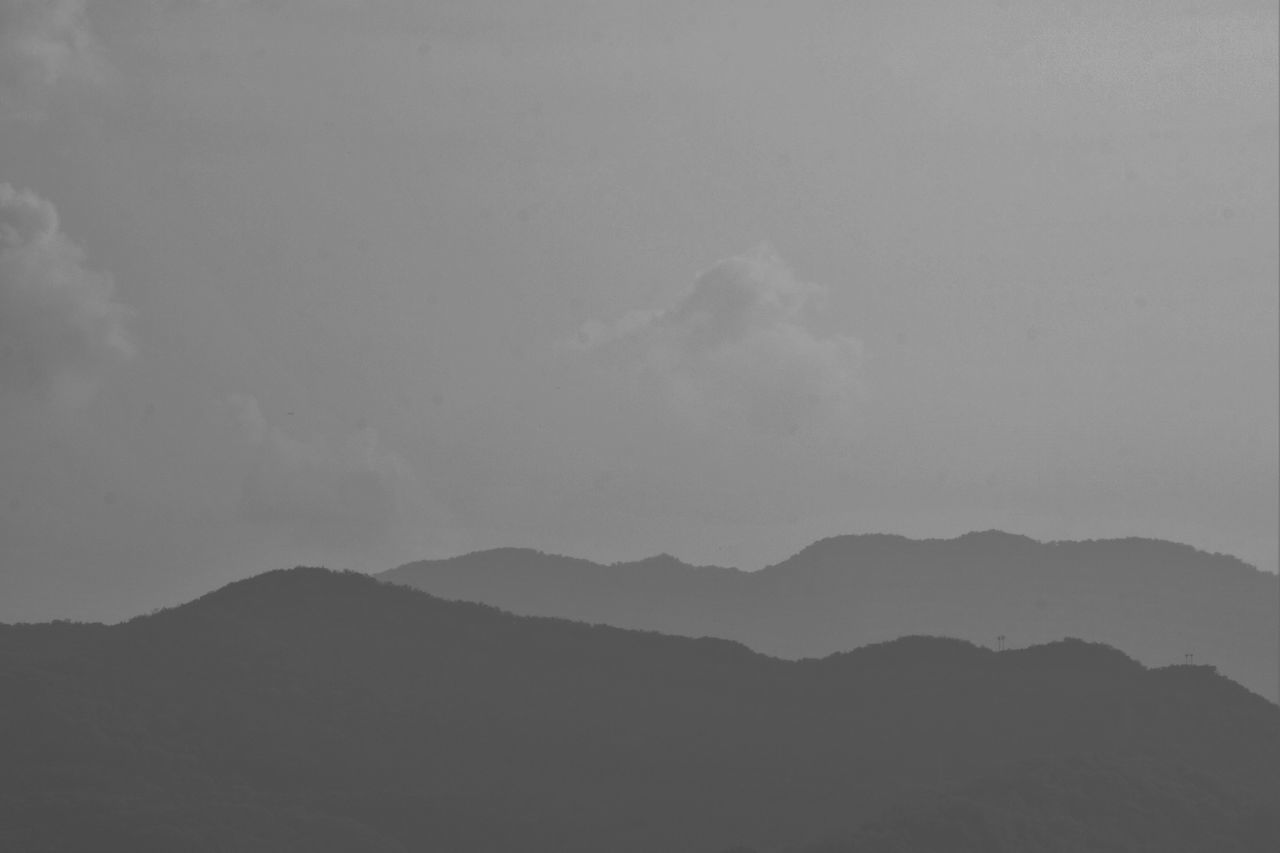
[1,0,1276,622]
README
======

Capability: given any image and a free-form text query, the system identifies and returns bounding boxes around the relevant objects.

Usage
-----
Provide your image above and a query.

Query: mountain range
[3,566,1278,852]
[383,531,1280,702]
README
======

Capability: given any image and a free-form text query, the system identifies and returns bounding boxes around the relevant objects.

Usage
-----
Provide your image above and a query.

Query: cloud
[0,183,133,406]
[0,0,99,110]
[229,393,426,552]
[572,245,864,438]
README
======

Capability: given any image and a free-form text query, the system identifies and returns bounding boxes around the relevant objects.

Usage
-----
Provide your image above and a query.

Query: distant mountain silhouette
[383,531,1280,701]
[3,567,1278,852]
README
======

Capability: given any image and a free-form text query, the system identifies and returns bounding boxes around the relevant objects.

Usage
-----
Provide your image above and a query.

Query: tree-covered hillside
[2,568,1277,852]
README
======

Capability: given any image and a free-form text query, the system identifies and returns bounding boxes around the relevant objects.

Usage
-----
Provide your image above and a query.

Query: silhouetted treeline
[1,567,1277,852]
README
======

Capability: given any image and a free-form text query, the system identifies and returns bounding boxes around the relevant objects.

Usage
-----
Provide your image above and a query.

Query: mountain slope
[2,567,1278,852]
[796,757,1280,853]
[382,532,1280,701]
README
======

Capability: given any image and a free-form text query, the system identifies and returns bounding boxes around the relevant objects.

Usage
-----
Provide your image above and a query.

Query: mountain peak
[954,529,1038,545]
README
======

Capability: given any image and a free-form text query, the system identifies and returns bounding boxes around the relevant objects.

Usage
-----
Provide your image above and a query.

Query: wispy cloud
[572,245,864,438]
[228,393,427,552]
[0,0,100,113]
[0,183,133,406]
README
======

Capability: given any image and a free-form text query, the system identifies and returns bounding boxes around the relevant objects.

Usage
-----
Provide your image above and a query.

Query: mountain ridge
[382,530,1280,701]
[3,566,1278,852]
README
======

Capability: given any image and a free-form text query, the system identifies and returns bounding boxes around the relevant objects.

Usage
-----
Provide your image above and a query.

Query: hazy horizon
[2,0,1277,623]
[3,526,1273,627]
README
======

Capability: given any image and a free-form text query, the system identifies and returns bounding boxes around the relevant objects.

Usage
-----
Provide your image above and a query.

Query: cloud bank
[573,245,864,438]
[0,183,133,405]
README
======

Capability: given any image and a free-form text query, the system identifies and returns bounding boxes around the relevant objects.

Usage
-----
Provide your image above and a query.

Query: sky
[1,0,1276,622]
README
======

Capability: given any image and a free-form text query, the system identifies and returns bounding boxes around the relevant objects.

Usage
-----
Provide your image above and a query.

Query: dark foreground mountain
[2,568,1278,852]
[717,760,1280,853]
[787,758,1280,853]
[383,531,1280,701]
